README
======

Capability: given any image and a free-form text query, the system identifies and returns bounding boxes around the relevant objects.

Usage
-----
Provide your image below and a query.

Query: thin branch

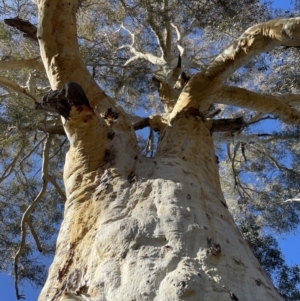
[27,220,43,252]
[164,0,172,60]
[46,174,66,201]
[227,142,252,200]
[19,135,47,168]
[119,24,166,67]
[0,76,38,101]
[171,23,185,56]
[206,108,222,118]
[213,131,274,144]
[144,128,154,157]
[145,1,168,59]
[283,193,300,203]
[227,142,240,185]
[0,148,23,184]
[260,145,293,172]
[14,134,53,300]
[247,113,276,125]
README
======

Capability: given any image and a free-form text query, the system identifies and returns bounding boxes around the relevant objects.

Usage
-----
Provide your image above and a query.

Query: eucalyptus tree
[1,0,300,301]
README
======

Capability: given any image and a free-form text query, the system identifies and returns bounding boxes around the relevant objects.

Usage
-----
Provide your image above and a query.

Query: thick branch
[170,17,300,121]
[0,58,44,71]
[157,79,180,113]
[37,0,113,110]
[36,82,91,120]
[219,86,300,125]
[205,17,300,81]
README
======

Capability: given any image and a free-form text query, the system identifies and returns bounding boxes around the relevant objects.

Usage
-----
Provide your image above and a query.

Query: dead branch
[210,117,246,132]
[4,17,38,41]
[133,118,150,131]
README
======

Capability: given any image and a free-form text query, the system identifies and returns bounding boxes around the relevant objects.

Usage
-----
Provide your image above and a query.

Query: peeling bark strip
[4,17,38,41]
[36,82,91,119]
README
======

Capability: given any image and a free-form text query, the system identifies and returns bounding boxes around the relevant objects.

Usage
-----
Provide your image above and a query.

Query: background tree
[0,0,300,300]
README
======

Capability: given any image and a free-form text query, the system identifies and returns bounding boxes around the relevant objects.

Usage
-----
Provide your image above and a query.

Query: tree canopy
[0,0,300,300]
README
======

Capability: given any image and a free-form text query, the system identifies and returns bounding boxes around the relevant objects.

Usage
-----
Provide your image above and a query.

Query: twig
[227,143,251,200]
[19,135,47,168]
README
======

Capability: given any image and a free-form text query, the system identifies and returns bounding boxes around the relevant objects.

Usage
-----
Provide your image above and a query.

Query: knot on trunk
[36,82,91,119]
[207,238,221,256]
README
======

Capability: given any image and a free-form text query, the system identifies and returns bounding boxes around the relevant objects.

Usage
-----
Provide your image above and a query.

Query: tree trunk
[36,1,283,300]
[38,108,281,301]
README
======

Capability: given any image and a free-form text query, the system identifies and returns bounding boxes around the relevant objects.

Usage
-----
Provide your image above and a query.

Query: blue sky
[1,0,299,300]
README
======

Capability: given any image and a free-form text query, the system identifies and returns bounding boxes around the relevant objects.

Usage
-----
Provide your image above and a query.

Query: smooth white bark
[36,2,289,300]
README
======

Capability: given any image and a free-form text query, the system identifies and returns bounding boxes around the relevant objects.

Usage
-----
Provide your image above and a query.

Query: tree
[1,0,300,300]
